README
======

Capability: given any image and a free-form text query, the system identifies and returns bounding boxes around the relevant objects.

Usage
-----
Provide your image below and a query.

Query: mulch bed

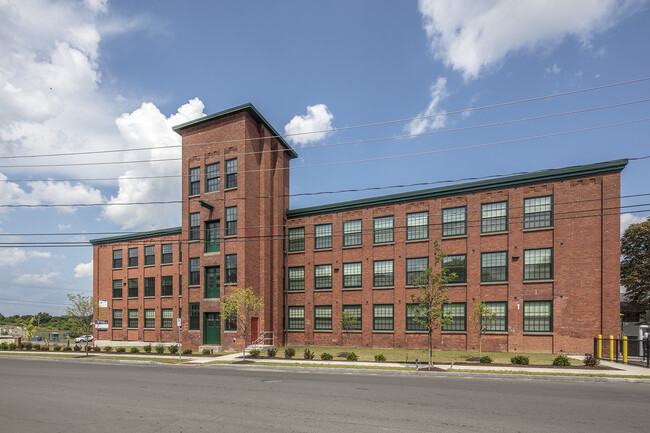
[449,362,616,370]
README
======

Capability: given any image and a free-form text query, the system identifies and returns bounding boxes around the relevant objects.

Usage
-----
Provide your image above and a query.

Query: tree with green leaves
[66,293,95,355]
[221,287,262,360]
[24,317,37,341]
[470,302,497,358]
[338,310,358,345]
[410,239,454,367]
[621,217,650,311]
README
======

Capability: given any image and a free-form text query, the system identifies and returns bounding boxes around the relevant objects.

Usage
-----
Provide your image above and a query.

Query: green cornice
[90,227,182,246]
[286,159,628,218]
[172,103,298,159]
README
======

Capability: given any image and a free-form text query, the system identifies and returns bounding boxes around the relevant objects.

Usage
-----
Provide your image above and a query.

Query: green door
[205,266,220,298]
[203,312,221,345]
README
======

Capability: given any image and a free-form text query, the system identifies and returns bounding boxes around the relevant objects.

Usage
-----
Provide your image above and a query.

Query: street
[1,357,649,432]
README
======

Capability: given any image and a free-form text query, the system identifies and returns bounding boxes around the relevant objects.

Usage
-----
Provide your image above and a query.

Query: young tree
[66,293,95,356]
[24,317,37,341]
[621,217,650,310]
[470,302,497,358]
[410,239,454,367]
[338,310,358,345]
[221,287,262,360]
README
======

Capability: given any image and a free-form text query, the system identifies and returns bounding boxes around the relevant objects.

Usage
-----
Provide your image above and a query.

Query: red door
[250,317,259,343]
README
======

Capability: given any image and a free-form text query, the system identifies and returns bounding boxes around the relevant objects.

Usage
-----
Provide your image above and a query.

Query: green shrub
[130,347,140,353]
[346,352,358,361]
[92,346,101,352]
[374,353,386,362]
[201,349,211,355]
[23,342,31,350]
[143,344,152,353]
[583,354,599,367]
[73,345,82,352]
[53,345,62,351]
[62,346,72,352]
[510,355,529,365]
[284,348,295,359]
[103,346,112,352]
[155,345,165,354]
[33,344,41,350]
[267,348,277,357]
[116,347,126,353]
[8,343,16,350]
[249,349,261,357]
[168,345,178,354]
[480,356,493,364]
[0,342,8,350]
[303,348,314,360]
[40,345,50,351]
[320,352,333,360]
[552,355,571,366]
[182,349,193,355]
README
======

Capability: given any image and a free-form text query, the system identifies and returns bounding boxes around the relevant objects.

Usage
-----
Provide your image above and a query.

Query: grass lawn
[275,346,560,365]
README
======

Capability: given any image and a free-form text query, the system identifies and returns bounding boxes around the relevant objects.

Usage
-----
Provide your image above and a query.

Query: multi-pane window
[524,196,553,229]
[189,213,200,241]
[373,216,394,244]
[314,305,332,331]
[161,275,173,297]
[161,243,173,264]
[343,220,362,247]
[406,257,428,286]
[373,304,394,331]
[112,309,122,329]
[373,260,394,287]
[314,224,332,250]
[127,309,138,329]
[225,254,237,284]
[112,279,122,299]
[314,264,333,290]
[288,227,305,252]
[287,306,305,330]
[161,309,173,329]
[225,158,237,189]
[343,262,362,289]
[205,221,220,253]
[442,254,467,284]
[127,278,138,298]
[342,305,362,330]
[481,201,508,233]
[483,302,507,332]
[225,206,237,236]
[442,303,466,331]
[189,167,200,196]
[144,277,155,297]
[112,249,122,269]
[288,267,305,292]
[481,251,507,282]
[189,258,200,286]
[144,245,155,266]
[189,302,200,330]
[205,266,220,298]
[224,315,237,331]
[144,309,155,329]
[128,247,138,267]
[406,304,427,331]
[206,162,220,193]
[179,275,182,296]
[523,301,553,332]
[179,242,182,263]
[524,248,553,280]
[407,211,429,241]
[442,207,466,237]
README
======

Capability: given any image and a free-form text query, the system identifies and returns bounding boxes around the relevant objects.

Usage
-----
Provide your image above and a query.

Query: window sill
[143,296,155,299]
[342,245,362,250]
[372,330,394,334]
[287,251,305,255]
[143,328,155,330]
[480,231,508,237]
[127,328,138,330]
[405,330,428,334]
[224,187,237,192]
[187,240,200,243]
[286,290,305,294]
[373,287,394,290]
[441,235,467,240]
[314,330,332,333]
[441,331,467,334]
[405,239,429,244]
[204,251,221,256]
[112,268,122,271]
[286,329,304,333]
[373,242,394,247]
[188,194,200,199]
[314,289,333,292]
[523,332,553,336]
[523,279,554,284]
[160,295,173,298]
[188,285,200,288]
[161,263,173,266]
[484,331,508,335]
[314,248,333,252]
[224,330,237,333]
[480,281,508,286]
[127,297,138,300]
[203,297,221,300]
[161,328,173,331]
[112,297,122,300]
[523,226,554,233]
[113,328,122,330]
[188,330,200,332]
[342,287,362,291]
[224,283,238,287]
[127,266,138,269]
[342,330,362,333]
[143,264,155,268]
[445,283,468,287]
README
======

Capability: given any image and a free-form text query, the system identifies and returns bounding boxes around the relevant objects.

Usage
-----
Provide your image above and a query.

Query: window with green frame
[161,243,173,264]
[127,278,138,298]
[523,300,552,332]
[373,260,393,287]
[481,201,508,233]
[288,267,305,292]
[481,251,507,282]
[483,302,507,332]
[406,303,427,331]
[442,303,466,331]
[224,315,237,331]
[144,245,155,266]
[442,254,467,283]
[406,257,428,286]
[127,309,138,329]
[314,224,332,250]
[112,279,122,299]
[524,248,553,280]
[205,266,220,298]
[373,216,394,244]
[287,306,304,330]
[524,196,553,229]
[206,162,220,192]
[442,207,466,237]
[343,220,362,247]
[112,309,122,329]
[406,211,428,241]
[161,308,173,329]
[288,227,305,252]
[342,262,362,289]
[144,309,155,329]
[373,304,394,331]
[204,220,220,253]
[314,264,332,290]
[342,305,362,331]
[144,277,155,297]
[189,302,200,330]
[314,305,332,331]
[161,276,173,297]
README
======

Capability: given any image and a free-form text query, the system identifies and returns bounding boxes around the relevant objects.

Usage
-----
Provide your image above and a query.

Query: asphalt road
[1,358,649,433]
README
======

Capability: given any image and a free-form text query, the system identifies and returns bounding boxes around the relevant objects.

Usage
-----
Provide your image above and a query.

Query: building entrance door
[251,317,259,343]
[203,312,220,345]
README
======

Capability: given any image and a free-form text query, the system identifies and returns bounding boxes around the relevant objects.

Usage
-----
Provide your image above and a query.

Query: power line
[0,297,68,307]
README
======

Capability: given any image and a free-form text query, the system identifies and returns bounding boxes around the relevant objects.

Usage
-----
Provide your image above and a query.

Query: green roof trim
[90,227,182,245]
[172,103,298,159]
[286,159,628,218]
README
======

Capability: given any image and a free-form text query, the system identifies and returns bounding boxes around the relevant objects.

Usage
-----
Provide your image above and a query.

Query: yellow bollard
[609,335,614,362]
[623,336,628,365]
[597,334,602,359]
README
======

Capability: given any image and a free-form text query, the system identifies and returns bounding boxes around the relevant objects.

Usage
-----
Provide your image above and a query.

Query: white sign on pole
[177,318,181,327]
[98,300,108,308]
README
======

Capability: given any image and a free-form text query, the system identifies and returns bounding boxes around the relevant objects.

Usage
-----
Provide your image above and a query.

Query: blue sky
[1,0,649,315]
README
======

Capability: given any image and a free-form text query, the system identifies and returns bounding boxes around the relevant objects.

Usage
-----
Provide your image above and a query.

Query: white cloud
[546,64,561,74]
[28,180,104,214]
[58,223,71,230]
[74,260,93,279]
[27,251,52,259]
[0,248,28,268]
[418,0,643,80]
[284,104,334,146]
[405,77,448,135]
[621,213,648,235]
[14,272,60,285]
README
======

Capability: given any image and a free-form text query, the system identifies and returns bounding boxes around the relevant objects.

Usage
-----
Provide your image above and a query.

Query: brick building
[91,103,626,354]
